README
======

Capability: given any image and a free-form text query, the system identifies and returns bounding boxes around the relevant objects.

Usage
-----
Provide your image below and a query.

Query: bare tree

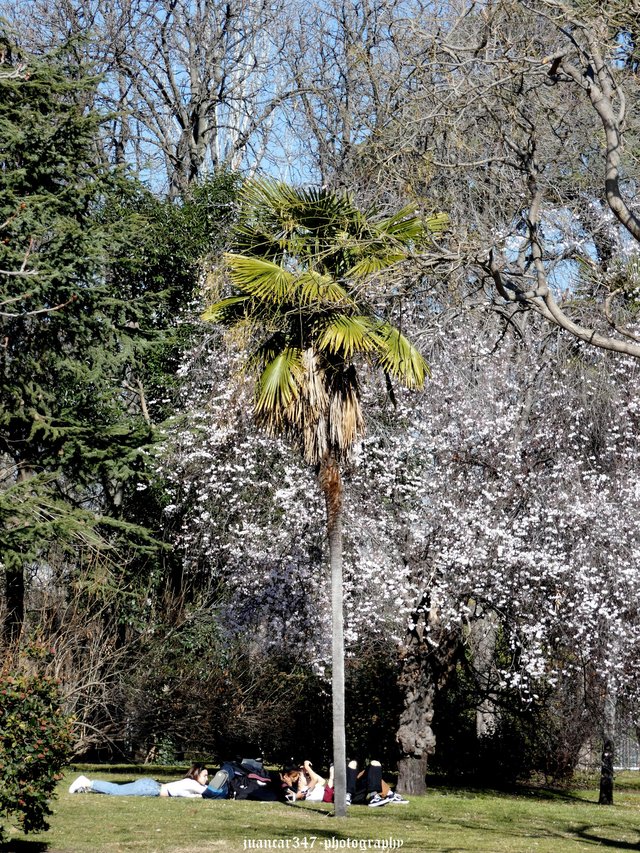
[2,0,294,193]
[361,0,640,355]
[280,0,434,201]
[283,1,640,356]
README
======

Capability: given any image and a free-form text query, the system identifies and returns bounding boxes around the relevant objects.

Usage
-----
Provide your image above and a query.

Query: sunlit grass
[2,769,640,852]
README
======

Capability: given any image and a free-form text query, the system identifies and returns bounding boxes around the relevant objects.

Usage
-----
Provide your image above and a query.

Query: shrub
[432,660,594,786]
[119,614,309,763]
[0,644,73,841]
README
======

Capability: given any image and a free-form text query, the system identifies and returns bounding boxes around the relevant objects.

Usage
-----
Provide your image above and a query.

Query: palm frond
[255,347,304,419]
[235,179,366,253]
[249,332,288,371]
[298,270,353,306]
[328,368,364,452]
[286,347,330,464]
[225,253,294,302]
[372,322,428,389]
[346,251,409,280]
[424,211,450,234]
[318,314,378,358]
[300,347,329,414]
[373,206,448,239]
[374,207,425,242]
[201,295,249,324]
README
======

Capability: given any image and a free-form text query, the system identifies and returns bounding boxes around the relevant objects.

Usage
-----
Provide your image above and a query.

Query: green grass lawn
[3,770,640,853]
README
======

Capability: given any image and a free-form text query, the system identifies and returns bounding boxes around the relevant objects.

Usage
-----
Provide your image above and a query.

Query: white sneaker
[69,774,92,794]
[388,792,409,804]
[368,792,389,807]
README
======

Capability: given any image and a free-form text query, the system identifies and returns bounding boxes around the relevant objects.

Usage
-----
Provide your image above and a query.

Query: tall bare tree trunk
[3,561,24,644]
[598,673,617,805]
[319,456,347,817]
[470,606,499,738]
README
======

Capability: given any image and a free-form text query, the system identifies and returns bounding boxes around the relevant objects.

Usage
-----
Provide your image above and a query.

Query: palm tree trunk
[319,455,347,817]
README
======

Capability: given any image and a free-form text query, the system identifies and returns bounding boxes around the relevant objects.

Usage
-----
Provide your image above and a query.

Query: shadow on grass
[0,842,49,852]
[574,826,640,850]
[427,774,598,804]
[446,817,640,851]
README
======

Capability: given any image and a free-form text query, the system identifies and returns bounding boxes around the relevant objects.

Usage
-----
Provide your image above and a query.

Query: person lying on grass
[68,764,209,797]
[296,760,334,802]
[297,759,409,807]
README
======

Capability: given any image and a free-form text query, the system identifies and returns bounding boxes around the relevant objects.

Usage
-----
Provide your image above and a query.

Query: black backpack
[211,758,273,800]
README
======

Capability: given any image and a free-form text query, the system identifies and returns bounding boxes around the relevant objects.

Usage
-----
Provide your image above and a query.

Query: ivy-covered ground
[3,770,640,852]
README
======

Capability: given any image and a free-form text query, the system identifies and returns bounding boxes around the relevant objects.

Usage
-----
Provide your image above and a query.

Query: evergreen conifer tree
[0,38,239,640]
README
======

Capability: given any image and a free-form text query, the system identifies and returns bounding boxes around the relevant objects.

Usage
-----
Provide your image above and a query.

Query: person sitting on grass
[68,764,209,797]
[320,760,409,807]
[349,759,409,807]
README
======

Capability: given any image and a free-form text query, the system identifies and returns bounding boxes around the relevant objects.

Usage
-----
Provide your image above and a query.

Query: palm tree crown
[203,179,437,464]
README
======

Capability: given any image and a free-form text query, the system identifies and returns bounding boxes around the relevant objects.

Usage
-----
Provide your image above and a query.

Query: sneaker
[368,792,389,807]
[69,775,92,794]
[388,792,409,804]
[345,793,351,806]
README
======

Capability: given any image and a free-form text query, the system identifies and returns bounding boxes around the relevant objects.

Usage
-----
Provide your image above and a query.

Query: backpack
[202,764,233,799]
[204,758,272,800]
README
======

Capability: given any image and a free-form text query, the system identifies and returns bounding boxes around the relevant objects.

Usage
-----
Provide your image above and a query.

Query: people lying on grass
[348,759,409,807]
[241,763,305,802]
[317,759,409,807]
[203,760,304,802]
[68,764,209,797]
[296,760,334,803]
[278,763,306,802]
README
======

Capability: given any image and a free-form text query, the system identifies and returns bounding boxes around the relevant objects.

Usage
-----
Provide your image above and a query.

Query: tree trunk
[3,562,24,644]
[598,739,614,805]
[469,606,499,738]
[319,456,347,817]
[598,676,617,805]
[397,754,430,795]
[396,637,437,795]
[396,599,461,794]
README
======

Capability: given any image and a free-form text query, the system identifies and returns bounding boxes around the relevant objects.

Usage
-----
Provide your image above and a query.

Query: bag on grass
[204,758,272,800]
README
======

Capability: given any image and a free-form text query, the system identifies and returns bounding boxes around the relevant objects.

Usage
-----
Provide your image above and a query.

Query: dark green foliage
[432,660,593,786]
[121,613,307,762]
[98,172,240,425]
[344,643,404,767]
[0,45,112,462]
[0,644,73,840]
[0,42,152,583]
[99,622,402,768]
[268,646,402,769]
[0,34,240,639]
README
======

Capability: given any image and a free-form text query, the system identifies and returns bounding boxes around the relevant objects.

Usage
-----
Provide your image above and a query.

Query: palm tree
[203,179,440,815]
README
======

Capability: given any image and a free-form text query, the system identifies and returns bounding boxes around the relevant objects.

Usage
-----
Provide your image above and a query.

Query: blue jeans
[90,778,162,796]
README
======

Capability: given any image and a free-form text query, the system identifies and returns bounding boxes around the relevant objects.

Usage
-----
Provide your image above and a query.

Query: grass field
[2,769,640,853]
